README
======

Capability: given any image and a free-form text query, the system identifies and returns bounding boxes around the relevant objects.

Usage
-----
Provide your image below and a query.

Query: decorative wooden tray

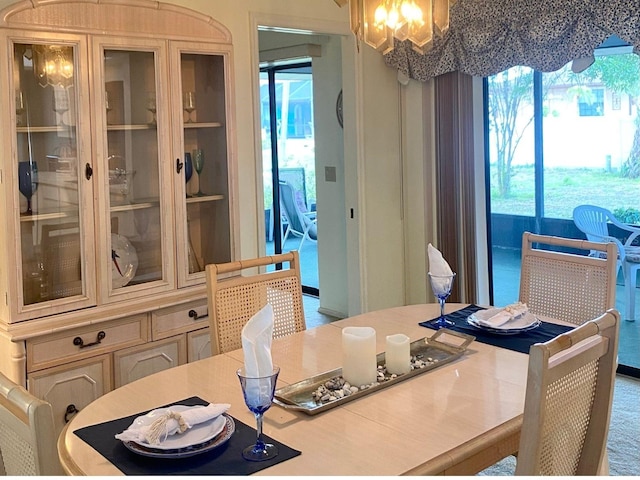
[273,328,475,415]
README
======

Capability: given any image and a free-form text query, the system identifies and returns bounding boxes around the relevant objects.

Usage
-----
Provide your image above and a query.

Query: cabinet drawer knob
[176,158,184,173]
[73,330,106,349]
[65,404,79,423]
[85,162,93,180]
[188,309,209,321]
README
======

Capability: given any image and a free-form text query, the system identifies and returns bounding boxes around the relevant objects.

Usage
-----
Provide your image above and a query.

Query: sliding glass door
[486,47,640,374]
[260,62,319,295]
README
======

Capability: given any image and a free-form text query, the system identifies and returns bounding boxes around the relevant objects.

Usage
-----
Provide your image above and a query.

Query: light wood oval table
[58,303,533,476]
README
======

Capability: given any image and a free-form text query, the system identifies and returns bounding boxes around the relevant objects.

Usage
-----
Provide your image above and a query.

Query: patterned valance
[384,0,640,81]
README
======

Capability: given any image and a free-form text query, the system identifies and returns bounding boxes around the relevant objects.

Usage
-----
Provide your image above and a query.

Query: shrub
[613,207,640,225]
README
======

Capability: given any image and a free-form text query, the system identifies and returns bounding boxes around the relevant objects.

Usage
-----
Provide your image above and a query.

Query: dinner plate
[122,413,235,459]
[467,309,541,335]
[111,233,138,288]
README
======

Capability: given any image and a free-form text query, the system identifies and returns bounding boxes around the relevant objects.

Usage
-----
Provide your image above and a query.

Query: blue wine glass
[184,152,193,197]
[237,366,280,461]
[428,272,456,329]
[18,161,38,215]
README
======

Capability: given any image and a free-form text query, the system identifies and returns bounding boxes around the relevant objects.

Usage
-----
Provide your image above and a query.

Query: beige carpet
[478,374,640,476]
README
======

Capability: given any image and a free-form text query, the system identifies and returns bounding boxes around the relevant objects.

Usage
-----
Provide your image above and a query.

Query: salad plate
[121,413,234,459]
[467,309,541,335]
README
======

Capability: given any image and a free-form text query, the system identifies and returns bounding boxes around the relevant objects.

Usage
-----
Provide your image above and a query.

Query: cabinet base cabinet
[114,335,187,388]
[28,354,112,436]
[188,328,212,362]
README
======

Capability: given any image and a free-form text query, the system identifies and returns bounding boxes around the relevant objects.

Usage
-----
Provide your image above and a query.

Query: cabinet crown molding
[0,0,232,43]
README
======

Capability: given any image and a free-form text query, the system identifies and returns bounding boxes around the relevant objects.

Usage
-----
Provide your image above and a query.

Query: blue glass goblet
[428,272,456,329]
[237,366,280,462]
[184,152,193,197]
[18,161,38,215]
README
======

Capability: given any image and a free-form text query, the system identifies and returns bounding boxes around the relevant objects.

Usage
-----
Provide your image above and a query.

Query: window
[578,87,604,116]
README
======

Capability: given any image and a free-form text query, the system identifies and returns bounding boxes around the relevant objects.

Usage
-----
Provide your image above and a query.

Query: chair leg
[623,262,636,321]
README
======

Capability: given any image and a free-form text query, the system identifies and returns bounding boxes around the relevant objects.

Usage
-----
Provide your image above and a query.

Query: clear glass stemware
[192,149,205,196]
[428,272,456,329]
[237,366,280,462]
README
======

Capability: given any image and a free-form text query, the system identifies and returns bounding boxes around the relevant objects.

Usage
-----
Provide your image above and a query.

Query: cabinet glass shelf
[185,194,224,203]
[183,122,223,129]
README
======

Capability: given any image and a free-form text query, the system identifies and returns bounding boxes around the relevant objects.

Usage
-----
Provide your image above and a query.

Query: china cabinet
[0,0,237,435]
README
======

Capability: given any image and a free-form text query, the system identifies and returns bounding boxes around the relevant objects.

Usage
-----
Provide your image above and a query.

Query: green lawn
[490,166,640,219]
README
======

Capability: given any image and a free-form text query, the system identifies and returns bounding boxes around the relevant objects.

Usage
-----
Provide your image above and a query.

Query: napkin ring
[146,411,188,445]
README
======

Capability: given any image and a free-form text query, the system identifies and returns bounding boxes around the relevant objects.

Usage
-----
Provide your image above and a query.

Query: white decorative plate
[467,309,541,335]
[111,233,138,288]
[122,412,234,459]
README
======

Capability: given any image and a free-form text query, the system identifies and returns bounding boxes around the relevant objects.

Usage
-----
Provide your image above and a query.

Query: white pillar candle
[385,334,411,375]
[341,326,377,387]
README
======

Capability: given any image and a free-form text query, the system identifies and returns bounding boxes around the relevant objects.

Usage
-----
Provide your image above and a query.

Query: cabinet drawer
[27,315,148,372]
[151,299,209,340]
[28,354,112,438]
[113,335,186,388]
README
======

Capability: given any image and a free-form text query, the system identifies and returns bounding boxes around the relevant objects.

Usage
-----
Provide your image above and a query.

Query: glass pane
[487,66,536,218]
[542,59,640,220]
[261,66,318,291]
[104,49,163,288]
[14,42,83,305]
[181,52,231,275]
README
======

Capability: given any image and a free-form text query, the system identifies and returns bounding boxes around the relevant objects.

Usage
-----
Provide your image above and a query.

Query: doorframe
[248,12,361,316]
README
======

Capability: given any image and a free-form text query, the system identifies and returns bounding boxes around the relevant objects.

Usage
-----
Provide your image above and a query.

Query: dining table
[57,303,573,476]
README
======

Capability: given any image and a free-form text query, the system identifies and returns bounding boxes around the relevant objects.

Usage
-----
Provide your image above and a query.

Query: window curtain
[384,0,640,82]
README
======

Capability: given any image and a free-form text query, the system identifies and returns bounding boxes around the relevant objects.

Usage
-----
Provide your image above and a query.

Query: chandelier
[31,44,74,88]
[335,0,454,54]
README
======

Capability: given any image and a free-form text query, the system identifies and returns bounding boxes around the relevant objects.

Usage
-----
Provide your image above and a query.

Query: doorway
[260,62,319,295]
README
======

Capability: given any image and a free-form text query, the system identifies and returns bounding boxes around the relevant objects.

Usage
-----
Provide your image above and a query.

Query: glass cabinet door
[11,37,96,316]
[173,44,234,287]
[95,40,174,300]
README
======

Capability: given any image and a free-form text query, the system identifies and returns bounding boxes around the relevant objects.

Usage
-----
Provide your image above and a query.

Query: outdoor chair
[205,251,306,355]
[515,309,619,475]
[0,371,65,475]
[573,204,640,321]
[279,180,317,251]
[519,232,617,326]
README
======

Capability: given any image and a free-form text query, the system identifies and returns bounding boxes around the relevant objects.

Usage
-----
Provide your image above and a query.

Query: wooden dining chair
[205,251,306,355]
[515,309,619,475]
[519,232,617,326]
[0,372,65,475]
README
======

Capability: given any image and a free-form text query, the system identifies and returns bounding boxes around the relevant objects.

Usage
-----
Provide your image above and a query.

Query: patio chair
[519,232,617,326]
[515,309,619,475]
[279,180,317,251]
[573,204,640,321]
[0,372,65,475]
[205,251,306,354]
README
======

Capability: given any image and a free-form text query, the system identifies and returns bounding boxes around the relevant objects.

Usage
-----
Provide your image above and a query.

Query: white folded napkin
[476,302,529,328]
[115,403,230,446]
[428,243,455,294]
[241,303,274,378]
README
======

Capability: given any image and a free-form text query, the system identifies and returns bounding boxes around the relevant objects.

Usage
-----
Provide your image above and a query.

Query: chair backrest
[205,251,306,355]
[0,372,64,475]
[279,181,315,238]
[573,204,632,263]
[515,309,619,475]
[519,232,617,326]
[573,204,613,241]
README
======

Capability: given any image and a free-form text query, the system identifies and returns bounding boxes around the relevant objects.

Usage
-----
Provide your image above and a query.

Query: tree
[487,67,534,197]
[577,54,640,178]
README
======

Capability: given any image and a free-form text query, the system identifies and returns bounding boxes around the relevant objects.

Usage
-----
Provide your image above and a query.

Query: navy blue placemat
[73,396,301,475]
[419,304,575,354]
